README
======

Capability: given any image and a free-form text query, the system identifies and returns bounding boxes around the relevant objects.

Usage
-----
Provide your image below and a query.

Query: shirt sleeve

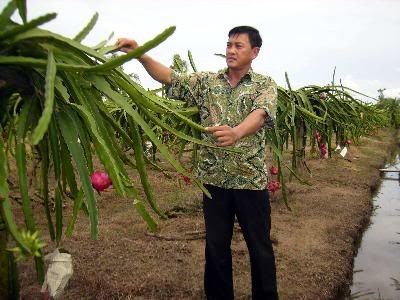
[166,71,207,107]
[251,78,278,129]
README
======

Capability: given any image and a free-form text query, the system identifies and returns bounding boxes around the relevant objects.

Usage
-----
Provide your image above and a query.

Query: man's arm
[116,38,172,85]
[206,108,266,147]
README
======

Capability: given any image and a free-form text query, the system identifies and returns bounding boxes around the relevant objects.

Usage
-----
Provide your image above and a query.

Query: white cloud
[341,75,384,102]
[384,87,400,99]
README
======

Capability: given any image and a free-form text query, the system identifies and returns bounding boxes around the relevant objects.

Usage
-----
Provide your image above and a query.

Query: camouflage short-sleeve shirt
[167,68,277,190]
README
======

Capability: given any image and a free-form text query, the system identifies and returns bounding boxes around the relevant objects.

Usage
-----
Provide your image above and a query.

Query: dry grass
[12,128,399,299]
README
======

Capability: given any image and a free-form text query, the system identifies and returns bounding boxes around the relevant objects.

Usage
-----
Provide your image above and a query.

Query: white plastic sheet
[41,248,73,299]
[340,146,348,157]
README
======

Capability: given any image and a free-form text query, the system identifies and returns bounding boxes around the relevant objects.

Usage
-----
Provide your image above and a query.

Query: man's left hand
[206,125,240,147]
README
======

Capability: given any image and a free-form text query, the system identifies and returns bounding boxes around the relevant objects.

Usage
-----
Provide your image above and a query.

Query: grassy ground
[11,128,399,299]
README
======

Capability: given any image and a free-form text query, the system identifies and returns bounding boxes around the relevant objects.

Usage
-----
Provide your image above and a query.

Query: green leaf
[15,101,36,231]
[128,117,166,219]
[38,138,55,241]
[60,139,78,198]
[0,1,17,29]
[0,12,56,41]
[14,0,26,23]
[31,50,56,145]
[65,189,84,237]
[92,31,114,51]
[0,56,90,71]
[74,12,98,42]
[54,185,63,243]
[48,116,62,181]
[57,110,98,239]
[188,50,197,72]
[296,105,325,122]
[133,199,157,232]
[86,26,176,73]
[0,127,9,200]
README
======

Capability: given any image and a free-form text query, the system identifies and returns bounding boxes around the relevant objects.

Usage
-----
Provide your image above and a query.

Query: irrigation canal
[347,149,400,299]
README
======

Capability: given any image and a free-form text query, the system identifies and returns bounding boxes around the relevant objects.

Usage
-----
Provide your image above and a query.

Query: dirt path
[15,128,398,299]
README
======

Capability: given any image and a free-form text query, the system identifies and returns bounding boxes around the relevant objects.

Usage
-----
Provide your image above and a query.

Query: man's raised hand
[116,38,139,53]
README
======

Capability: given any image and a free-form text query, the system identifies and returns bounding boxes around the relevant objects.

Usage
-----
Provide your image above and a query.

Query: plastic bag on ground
[41,248,73,299]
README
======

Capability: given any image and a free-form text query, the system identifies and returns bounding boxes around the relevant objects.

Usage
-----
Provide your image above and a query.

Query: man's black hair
[228,26,262,48]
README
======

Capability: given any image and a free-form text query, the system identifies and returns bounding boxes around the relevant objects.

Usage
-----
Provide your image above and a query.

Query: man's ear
[252,47,260,59]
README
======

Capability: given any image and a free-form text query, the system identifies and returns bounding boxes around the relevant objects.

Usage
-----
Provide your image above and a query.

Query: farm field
[13,128,399,300]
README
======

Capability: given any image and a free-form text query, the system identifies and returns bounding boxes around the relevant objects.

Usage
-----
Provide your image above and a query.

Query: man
[117,25,279,300]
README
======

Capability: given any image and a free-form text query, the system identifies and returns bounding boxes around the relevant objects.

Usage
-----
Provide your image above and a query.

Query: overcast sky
[2,0,400,101]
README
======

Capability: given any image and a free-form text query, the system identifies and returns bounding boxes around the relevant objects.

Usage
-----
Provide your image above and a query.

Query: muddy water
[348,152,400,299]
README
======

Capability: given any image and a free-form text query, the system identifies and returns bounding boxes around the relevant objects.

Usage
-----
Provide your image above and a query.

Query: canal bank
[272,129,400,299]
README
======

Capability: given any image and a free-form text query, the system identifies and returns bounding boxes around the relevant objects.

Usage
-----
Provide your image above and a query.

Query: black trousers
[203,184,278,300]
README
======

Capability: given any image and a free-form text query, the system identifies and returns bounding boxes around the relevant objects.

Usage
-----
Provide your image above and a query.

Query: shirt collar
[217,68,254,82]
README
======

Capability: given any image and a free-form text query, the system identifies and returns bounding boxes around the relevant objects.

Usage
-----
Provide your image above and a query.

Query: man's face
[226,33,259,70]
